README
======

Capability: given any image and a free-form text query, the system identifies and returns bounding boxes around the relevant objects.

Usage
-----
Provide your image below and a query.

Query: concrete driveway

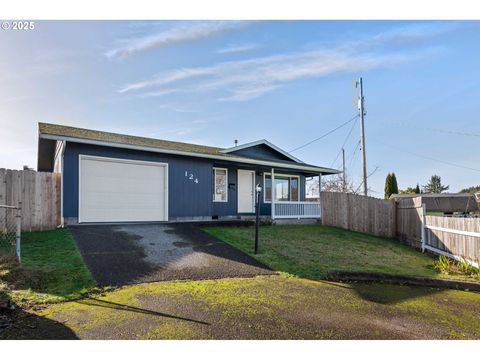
[69,223,273,286]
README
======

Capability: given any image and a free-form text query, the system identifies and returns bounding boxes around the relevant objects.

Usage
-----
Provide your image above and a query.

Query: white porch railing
[273,201,321,219]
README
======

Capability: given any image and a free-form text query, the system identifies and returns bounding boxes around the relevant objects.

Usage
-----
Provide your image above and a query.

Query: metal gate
[0,204,21,262]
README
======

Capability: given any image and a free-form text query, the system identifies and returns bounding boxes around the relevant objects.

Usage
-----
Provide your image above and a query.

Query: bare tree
[307,173,360,197]
[307,166,380,197]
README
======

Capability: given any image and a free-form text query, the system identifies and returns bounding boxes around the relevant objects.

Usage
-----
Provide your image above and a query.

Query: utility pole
[356,77,368,196]
[342,148,346,192]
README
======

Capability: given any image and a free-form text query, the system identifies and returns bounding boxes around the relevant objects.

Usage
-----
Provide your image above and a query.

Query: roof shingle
[39,122,223,156]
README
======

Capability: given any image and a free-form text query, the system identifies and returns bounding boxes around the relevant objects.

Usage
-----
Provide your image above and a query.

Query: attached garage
[78,155,168,223]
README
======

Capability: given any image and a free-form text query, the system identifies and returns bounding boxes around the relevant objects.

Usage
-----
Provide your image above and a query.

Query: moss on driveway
[204,225,477,281]
[3,275,480,339]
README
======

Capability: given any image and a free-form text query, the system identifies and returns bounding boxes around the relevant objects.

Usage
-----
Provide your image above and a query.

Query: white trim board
[426,225,480,238]
[237,169,255,213]
[263,172,301,203]
[221,139,304,164]
[40,133,340,174]
[212,167,228,203]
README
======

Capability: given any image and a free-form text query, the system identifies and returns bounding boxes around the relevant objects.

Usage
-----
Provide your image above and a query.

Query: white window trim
[213,167,228,203]
[263,172,300,203]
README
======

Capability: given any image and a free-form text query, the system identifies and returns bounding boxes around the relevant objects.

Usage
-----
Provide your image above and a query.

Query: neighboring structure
[37,123,339,224]
[391,193,479,213]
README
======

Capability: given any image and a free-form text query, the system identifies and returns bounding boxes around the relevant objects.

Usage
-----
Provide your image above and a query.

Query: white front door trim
[237,169,255,213]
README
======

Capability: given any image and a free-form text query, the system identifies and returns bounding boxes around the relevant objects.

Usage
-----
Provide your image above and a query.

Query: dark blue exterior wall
[63,142,213,219]
[63,142,308,220]
[227,144,295,162]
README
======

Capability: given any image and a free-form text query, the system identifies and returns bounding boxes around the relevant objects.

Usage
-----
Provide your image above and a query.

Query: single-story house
[37,123,339,224]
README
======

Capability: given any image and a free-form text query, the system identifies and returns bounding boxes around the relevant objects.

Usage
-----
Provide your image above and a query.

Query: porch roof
[37,122,340,176]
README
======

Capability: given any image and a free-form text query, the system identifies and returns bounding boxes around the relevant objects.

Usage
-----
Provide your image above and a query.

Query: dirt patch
[327,271,480,292]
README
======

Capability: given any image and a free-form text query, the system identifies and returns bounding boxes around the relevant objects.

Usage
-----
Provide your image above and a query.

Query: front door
[237,170,255,213]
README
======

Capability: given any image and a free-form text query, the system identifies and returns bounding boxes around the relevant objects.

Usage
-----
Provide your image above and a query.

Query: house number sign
[185,171,199,184]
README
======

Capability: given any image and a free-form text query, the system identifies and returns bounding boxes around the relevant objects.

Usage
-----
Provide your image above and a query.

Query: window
[264,173,300,202]
[213,168,228,202]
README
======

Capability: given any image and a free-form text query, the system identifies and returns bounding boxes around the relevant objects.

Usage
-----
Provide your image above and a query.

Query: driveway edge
[327,271,480,292]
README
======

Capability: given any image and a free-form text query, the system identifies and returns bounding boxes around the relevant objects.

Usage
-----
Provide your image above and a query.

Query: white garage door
[79,156,168,223]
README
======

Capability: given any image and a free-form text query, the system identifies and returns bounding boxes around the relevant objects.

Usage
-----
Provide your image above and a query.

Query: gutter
[39,133,341,175]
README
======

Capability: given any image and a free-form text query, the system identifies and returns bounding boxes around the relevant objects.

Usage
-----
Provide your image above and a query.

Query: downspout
[58,141,66,228]
[271,168,275,221]
[318,173,322,220]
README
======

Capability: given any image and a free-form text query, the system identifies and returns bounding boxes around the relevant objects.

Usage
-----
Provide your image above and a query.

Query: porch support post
[271,168,275,220]
[318,173,322,218]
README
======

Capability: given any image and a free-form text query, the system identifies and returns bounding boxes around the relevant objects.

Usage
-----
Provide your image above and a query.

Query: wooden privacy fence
[321,191,480,265]
[0,169,61,232]
[395,197,424,249]
[321,192,396,238]
[424,215,480,265]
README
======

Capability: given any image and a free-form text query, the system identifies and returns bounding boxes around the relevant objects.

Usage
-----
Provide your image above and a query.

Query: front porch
[272,201,321,219]
[212,161,328,222]
[268,168,322,220]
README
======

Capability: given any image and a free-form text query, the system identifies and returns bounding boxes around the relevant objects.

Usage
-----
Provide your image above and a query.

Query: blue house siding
[62,142,309,222]
[63,142,214,220]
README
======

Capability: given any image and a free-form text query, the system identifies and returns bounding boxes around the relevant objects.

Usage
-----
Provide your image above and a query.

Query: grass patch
[434,255,480,280]
[203,224,474,281]
[0,229,98,305]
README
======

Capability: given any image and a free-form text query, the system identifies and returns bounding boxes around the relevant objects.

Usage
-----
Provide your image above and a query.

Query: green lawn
[204,224,471,280]
[0,229,97,305]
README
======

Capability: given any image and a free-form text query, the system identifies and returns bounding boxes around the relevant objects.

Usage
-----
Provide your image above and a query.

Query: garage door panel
[79,156,167,222]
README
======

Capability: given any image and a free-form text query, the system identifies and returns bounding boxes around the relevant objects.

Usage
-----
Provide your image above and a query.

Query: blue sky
[0,20,479,196]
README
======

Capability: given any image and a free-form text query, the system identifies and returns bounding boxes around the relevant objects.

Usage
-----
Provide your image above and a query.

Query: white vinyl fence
[422,214,480,268]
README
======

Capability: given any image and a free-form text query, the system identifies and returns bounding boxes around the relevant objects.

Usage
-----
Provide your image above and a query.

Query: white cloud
[117,22,462,102]
[120,47,421,101]
[217,43,260,54]
[371,22,463,44]
[106,21,252,59]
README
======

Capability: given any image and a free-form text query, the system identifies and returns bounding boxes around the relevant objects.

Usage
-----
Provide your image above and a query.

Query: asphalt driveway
[69,223,273,286]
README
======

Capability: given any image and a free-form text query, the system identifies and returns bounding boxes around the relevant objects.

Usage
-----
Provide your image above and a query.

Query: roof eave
[38,133,340,175]
[220,139,304,164]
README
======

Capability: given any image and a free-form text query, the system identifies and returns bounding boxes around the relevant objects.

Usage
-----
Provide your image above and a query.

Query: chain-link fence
[0,205,21,262]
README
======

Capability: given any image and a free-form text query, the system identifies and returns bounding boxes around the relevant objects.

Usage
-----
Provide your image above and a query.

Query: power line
[289,114,359,153]
[355,166,379,194]
[347,140,361,169]
[384,120,480,138]
[330,116,359,167]
[374,140,480,173]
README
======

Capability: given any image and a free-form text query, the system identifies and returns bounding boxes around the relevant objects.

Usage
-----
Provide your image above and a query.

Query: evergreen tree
[460,185,480,194]
[423,175,449,194]
[384,173,392,199]
[414,183,421,194]
[384,172,399,199]
[391,172,399,195]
